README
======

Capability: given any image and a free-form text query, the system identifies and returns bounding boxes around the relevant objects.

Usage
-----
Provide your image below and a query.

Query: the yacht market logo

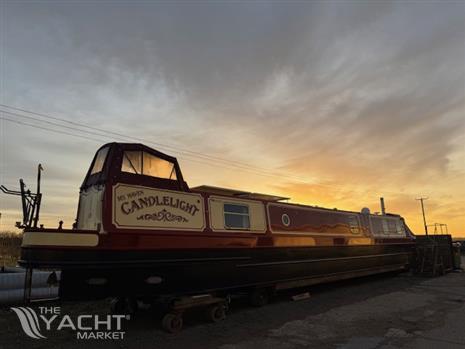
[11,306,129,339]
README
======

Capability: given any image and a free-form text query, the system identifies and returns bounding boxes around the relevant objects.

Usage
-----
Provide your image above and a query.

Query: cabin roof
[192,185,290,202]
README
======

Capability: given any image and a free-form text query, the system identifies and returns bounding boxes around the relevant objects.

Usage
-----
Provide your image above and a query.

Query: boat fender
[145,276,163,284]
[86,278,107,285]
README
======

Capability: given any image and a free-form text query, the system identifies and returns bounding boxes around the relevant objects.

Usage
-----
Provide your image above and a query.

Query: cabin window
[122,151,142,174]
[121,151,177,180]
[224,203,250,230]
[90,147,109,175]
[143,152,177,180]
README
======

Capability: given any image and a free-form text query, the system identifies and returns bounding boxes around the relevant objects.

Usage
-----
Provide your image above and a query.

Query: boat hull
[20,243,414,300]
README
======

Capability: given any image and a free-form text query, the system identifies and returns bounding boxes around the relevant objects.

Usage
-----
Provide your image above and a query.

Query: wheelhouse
[76,143,189,231]
[81,143,188,192]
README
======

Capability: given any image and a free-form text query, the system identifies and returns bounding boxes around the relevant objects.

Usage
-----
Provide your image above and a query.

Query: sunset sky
[0,1,464,236]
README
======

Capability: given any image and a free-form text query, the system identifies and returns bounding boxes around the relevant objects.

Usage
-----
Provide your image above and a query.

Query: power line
[0,107,319,183]
[0,116,322,184]
[0,116,267,175]
[0,104,289,174]
[0,104,421,197]
[1,110,128,142]
[1,105,354,186]
[0,117,105,143]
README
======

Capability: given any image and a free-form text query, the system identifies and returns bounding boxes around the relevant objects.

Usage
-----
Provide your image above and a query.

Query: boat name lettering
[120,195,200,216]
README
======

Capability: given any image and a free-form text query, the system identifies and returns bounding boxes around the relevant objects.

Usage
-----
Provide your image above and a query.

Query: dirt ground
[1,263,465,349]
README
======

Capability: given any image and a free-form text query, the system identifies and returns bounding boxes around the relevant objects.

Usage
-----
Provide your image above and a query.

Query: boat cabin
[74,142,411,248]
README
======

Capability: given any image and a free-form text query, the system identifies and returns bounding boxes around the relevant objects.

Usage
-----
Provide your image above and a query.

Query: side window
[121,151,177,180]
[122,151,142,174]
[90,147,109,175]
[388,220,397,235]
[348,215,361,234]
[382,219,390,235]
[396,220,405,235]
[224,203,250,230]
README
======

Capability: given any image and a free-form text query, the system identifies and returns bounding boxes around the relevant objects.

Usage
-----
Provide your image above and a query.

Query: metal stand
[23,268,33,304]
[0,164,43,229]
[414,235,454,276]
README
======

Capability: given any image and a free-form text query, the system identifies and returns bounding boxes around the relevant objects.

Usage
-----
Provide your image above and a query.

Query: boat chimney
[380,197,386,215]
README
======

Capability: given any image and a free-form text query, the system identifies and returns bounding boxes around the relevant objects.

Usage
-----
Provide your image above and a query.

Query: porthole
[282,214,290,227]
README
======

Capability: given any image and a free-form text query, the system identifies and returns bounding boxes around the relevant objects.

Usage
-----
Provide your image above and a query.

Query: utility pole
[416,197,429,235]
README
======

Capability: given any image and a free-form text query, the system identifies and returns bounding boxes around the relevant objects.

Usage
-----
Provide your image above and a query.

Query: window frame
[223,203,251,230]
[90,146,110,175]
[121,150,177,180]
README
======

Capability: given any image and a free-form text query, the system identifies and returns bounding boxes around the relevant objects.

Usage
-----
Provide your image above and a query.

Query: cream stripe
[22,232,98,247]
[272,231,358,236]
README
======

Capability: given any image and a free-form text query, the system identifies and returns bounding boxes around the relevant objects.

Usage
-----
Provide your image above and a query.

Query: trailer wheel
[249,288,270,307]
[162,313,183,333]
[207,304,226,323]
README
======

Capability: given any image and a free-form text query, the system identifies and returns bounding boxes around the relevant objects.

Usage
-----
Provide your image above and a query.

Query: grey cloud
[2,1,465,187]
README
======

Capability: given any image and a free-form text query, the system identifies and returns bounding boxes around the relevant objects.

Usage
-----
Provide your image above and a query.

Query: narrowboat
[16,142,415,300]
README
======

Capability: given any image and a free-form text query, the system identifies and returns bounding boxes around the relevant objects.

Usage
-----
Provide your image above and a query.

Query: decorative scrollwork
[136,209,188,222]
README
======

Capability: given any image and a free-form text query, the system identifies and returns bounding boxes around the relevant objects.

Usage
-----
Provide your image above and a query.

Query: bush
[0,231,22,268]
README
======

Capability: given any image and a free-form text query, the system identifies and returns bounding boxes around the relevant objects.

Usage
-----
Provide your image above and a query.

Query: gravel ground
[1,262,464,349]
